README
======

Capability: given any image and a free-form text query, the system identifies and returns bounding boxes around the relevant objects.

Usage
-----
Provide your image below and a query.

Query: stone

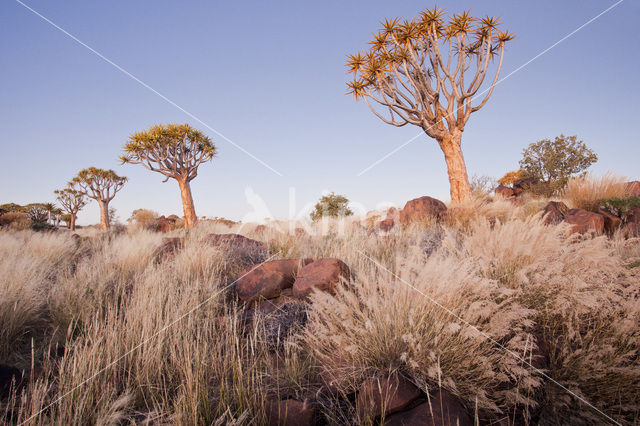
[512,177,537,196]
[625,181,640,197]
[622,222,640,238]
[235,259,313,302]
[565,209,605,234]
[153,237,184,262]
[386,207,400,220]
[151,215,174,233]
[204,233,267,264]
[626,207,640,224]
[0,365,23,399]
[399,196,447,226]
[542,201,569,225]
[292,258,351,299]
[494,184,515,198]
[356,373,422,421]
[266,399,317,426]
[385,389,472,426]
[378,218,395,232]
[597,208,622,235]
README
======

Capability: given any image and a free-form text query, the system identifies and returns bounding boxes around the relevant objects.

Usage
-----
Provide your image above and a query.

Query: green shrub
[600,196,640,218]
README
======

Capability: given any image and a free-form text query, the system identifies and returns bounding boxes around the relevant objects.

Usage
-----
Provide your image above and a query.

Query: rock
[512,177,537,196]
[626,207,640,224]
[266,399,317,426]
[378,218,395,232]
[399,196,447,226]
[356,373,422,421]
[292,258,351,299]
[235,259,313,302]
[386,207,400,220]
[565,209,605,234]
[385,389,472,426]
[625,181,640,197]
[542,201,569,225]
[204,233,267,264]
[597,208,622,235]
[0,365,23,399]
[622,222,640,238]
[153,237,184,262]
[151,216,174,233]
[494,184,515,198]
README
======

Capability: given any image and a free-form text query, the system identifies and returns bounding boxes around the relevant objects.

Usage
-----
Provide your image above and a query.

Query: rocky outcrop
[154,237,184,263]
[235,259,313,302]
[377,218,395,232]
[204,233,267,264]
[542,201,569,225]
[356,373,422,421]
[292,258,351,299]
[399,196,447,226]
[495,184,515,198]
[625,181,640,197]
[565,209,605,234]
[385,389,471,426]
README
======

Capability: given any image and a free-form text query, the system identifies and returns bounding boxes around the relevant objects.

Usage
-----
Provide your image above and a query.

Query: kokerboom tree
[54,188,87,231]
[70,168,127,231]
[347,8,513,201]
[120,123,217,228]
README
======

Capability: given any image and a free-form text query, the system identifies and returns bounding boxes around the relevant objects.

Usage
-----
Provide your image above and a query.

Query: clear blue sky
[1,0,638,224]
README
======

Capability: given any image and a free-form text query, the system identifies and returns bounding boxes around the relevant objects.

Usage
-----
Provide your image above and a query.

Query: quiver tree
[347,8,513,201]
[120,123,217,228]
[69,167,127,231]
[54,188,87,231]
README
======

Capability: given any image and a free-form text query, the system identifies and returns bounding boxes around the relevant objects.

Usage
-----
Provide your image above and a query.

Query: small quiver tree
[69,167,127,231]
[120,123,217,228]
[54,188,87,231]
[347,8,513,201]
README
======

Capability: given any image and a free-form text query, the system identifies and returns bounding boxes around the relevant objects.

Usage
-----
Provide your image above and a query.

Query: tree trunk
[439,132,472,202]
[70,213,76,231]
[178,178,197,228]
[98,200,110,231]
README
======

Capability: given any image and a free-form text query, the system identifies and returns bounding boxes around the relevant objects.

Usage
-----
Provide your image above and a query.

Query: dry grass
[562,173,629,211]
[1,203,639,424]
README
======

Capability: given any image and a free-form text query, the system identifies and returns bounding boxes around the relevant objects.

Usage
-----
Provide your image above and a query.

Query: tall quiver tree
[69,168,127,231]
[347,9,513,201]
[120,124,217,228]
[54,188,87,231]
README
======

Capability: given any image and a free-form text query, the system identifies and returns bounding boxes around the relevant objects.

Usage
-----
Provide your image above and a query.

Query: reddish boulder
[236,259,313,302]
[154,237,184,262]
[151,215,174,233]
[626,207,640,224]
[512,177,537,196]
[378,218,395,232]
[386,207,400,220]
[357,373,422,421]
[542,201,569,225]
[205,233,266,251]
[399,196,447,226]
[565,209,605,234]
[495,184,515,198]
[266,399,317,426]
[622,222,640,238]
[597,208,622,235]
[292,258,351,299]
[385,389,471,426]
[625,181,640,197]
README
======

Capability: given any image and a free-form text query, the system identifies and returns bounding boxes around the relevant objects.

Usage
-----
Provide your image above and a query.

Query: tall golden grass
[562,173,629,211]
[0,205,638,424]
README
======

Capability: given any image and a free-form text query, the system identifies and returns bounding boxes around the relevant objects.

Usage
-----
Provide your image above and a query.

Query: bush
[310,192,353,221]
[519,135,598,195]
[599,196,640,219]
[128,208,159,228]
[0,211,31,230]
[561,173,628,211]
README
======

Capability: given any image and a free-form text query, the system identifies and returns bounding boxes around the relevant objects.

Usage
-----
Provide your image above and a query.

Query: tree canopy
[310,192,353,221]
[121,123,216,183]
[70,167,127,202]
[54,188,87,214]
[519,135,597,192]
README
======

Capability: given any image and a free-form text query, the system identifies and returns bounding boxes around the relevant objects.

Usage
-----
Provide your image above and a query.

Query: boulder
[494,184,515,198]
[626,207,640,224]
[204,233,267,264]
[356,373,422,421]
[151,216,174,233]
[266,399,317,426]
[153,237,184,263]
[385,389,472,426]
[235,259,313,302]
[399,196,447,226]
[386,207,400,220]
[542,201,569,225]
[625,181,640,197]
[597,208,622,235]
[378,218,395,232]
[0,365,23,399]
[292,258,351,299]
[622,222,640,238]
[565,209,605,234]
[512,177,537,196]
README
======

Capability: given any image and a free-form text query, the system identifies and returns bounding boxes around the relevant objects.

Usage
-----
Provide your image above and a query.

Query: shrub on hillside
[128,209,159,227]
[0,211,31,230]
[600,196,640,219]
[310,192,353,221]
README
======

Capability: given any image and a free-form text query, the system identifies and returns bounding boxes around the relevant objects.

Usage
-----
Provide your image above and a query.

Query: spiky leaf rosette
[121,123,216,182]
[70,167,127,202]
